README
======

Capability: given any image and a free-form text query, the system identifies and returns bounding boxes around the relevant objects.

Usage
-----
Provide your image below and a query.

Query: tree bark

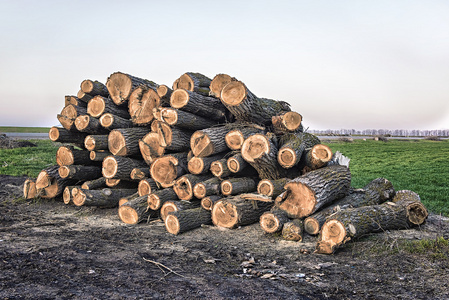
[151,121,192,152]
[277,132,321,169]
[165,207,212,235]
[58,104,88,131]
[156,84,172,107]
[77,90,94,103]
[118,192,140,206]
[209,73,237,99]
[210,158,232,179]
[173,72,212,96]
[190,126,231,157]
[149,153,189,188]
[173,174,212,201]
[257,178,289,198]
[147,188,177,210]
[73,188,137,207]
[201,195,223,211]
[35,165,77,199]
[271,111,303,135]
[87,95,130,120]
[138,178,159,196]
[58,165,102,181]
[304,144,333,171]
[170,89,227,121]
[275,165,351,218]
[81,177,107,190]
[106,72,157,106]
[84,135,109,151]
[227,153,248,173]
[259,209,290,234]
[193,177,222,199]
[65,95,87,108]
[118,195,156,225]
[105,178,139,189]
[160,200,201,221]
[224,124,265,151]
[75,115,109,134]
[48,126,87,145]
[188,153,226,175]
[130,167,151,180]
[99,113,134,130]
[56,146,92,166]
[63,185,80,204]
[89,150,112,162]
[128,84,160,125]
[220,177,257,196]
[160,107,218,130]
[392,190,421,203]
[102,155,148,179]
[108,127,149,156]
[282,219,304,242]
[80,79,109,97]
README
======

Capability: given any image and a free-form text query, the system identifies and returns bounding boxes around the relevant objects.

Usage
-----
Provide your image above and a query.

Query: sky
[0,0,448,131]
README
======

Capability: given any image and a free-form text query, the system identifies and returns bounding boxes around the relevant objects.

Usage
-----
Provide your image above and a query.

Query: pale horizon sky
[1,0,448,131]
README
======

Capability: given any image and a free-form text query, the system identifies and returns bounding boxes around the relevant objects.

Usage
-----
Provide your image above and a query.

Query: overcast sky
[0,0,448,130]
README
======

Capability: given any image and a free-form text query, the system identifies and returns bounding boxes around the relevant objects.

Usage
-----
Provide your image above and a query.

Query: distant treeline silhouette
[309,128,449,137]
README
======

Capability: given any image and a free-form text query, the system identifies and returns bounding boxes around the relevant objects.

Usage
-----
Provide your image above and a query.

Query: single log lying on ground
[282,219,304,242]
[209,73,236,98]
[173,72,212,96]
[99,113,134,130]
[260,209,290,234]
[221,177,257,196]
[106,72,157,106]
[220,80,290,125]
[165,207,212,235]
[147,188,177,210]
[225,124,265,151]
[81,177,107,190]
[277,132,321,169]
[211,195,273,228]
[84,135,109,151]
[304,178,395,235]
[271,111,303,135]
[49,126,87,145]
[188,153,225,175]
[201,195,223,211]
[56,146,92,166]
[108,127,149,156]
[65,95,87,108]
[173,174,212,201]
[57,104,87,131]
[316,199,429,254]
[88,95,130,119]
[138,178,159,196]
[160,200,201,221]
[118,195,156,225]
[156,84,172,107]
[128,84,160,125]
[58,165,102,181]
[210,158,232,179]
[257,178,289,198]
[73,188,137,207]
[160,107,218,130]
[102,155,148,179]
[275,165,351,218]
[81,79,109,97]
[193,177,222,199]
[170,89,227,121]
[190,126,232,157]
[149,153,188,188]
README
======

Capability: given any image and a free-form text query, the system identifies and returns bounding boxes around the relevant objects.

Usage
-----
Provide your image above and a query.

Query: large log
[190,126,230,157]
[257,178,289,198]
[58,165,102,181]
[147,188,178,210]
[316,199,428,254]
[106,72,157,106]
[57,104,88,131]
[75,115,108,134]
[275,165,351,218]
[225,124,265,151]
[220,80,290,125]
[173,174,212,201]
[173,72,212,96]
[193,177,222,199]
[138,178,159,196]
[149,153,189,188]
[118,195,156,225]
[271,111,303,135]
[165,207,212,235]
[84,135,109,151]
[48,126,87,145]
[56,146,92,166]
[304,178,395,235]
[73,188,137,207]
[259,209,290,234]
[108,127,149,156]
[128,85,160,125]
[220,177,257,196]
[80,79,109,97]
[211,195,273,228]
[99,113,134,130]
[160,200,201,221]
[277,132,321,169]
[160,107,218,130]
[188,153,226,175]
[170,89,227,121]
[209,73,236,99]
[87,95,130,119]
[102,155,148,179]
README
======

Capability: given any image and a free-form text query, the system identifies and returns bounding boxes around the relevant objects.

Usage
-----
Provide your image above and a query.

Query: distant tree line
[309,128,449,137]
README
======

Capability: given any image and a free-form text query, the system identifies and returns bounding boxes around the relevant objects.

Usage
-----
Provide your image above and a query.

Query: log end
[282,221,303,242]
[211,200,238,228]
[193,183,207,199]
[106,72,132,105]
[23,179,38,199]
[157,85,170,97]
[63,186,72,204]
[102,156,118,179]
[210,74,233,98]
[170,89,190,109]
[147,194,161,210]
[150,156,179,187]
[118,205,140,225]
[227,156,241,173]
[210,161,225,178]
[48,127,60,142]
[190,131,214,157]
[160,201,178,221]
[201,197,214,211]
[99,113,114,128]
[278,148,296,169]
[56,146,75,166]
[173,176,194,201]
[73,190,87,206]
[87,95,106,118]
[407,202,428,225]
[160,108,178,126]
[108,129,128,156]
[138,180,153,196]
[74,115,90,132]
[317,219,347,254]
[225,130,245,150]
[276,183,316,218]
[58,166,70,178]
[188,157,205,175]
[259,211,282,233]
[241,134,270,163]
[220,180,233,196]
[220,81,247,106]
[303,217,320,235]
[165,214,181,235]
[257,180,274,197]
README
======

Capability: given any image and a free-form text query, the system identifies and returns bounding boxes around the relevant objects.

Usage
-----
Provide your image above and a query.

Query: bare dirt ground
[1,175,448,299]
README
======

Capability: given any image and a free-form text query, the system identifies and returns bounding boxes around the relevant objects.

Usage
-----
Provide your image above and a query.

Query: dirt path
[1,175,448,299]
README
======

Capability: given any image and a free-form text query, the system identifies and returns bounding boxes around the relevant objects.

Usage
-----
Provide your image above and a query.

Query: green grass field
[0,126,52,133]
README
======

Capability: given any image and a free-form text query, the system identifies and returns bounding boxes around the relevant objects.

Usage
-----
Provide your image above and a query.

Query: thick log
[209,74,237,98]
[138,178,159,196]
[102,155,148,179]
[241,133,289,180]
[147,188,177,210]
[392,190,420,203]
[63,185,80,205]
[75,115,109,134]
[128,85,160,125]
[165,207,212,235]
[220,177,257,196]
[257,178,289,198]
[151,121,192,152]
[56,146,92,166]
[282,219,304,242]
[118,195,156,225]
[260,209,290,234]
[220,80,290,125]
[84,135,109,151]
[90,150,112,162]
[130,167,151,181]
[58,165,102,181]
[173,174,212,201]
[271,111,303,135]
[225,124,265,151]
[304,178,395,235]
[304,144,333,171]
[211,195,273,228]
[160,107,218,130]
[108,127,149,156]
[173,72,212,96]
[201,195,223,211]
[316,199,428,254]
[156,84,172,107]
[190,126,230,157]
[210,158,232,179]
[139,132,164,165]
[48,126,87,145]
[160,200,201,221]
[80,79,109,97]
[106,72,157,106]
[275,165,351,219]
[65,95,87,108]
[105,178,139,189]
[193,177,222,199]
[81,177,107,190]
[87,95,130,119]
[77,90,94,103]
[99,113,134,130]
[58,104,87,131]
[277,132,321,169]
[170,89,227,121]
[188,153,226,175]
[149,153,189,188]
[73,188,137,207]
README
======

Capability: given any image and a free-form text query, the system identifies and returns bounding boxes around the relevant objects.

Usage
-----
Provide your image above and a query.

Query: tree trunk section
[147,188,177,210]
[151,121,192,152]
[80,79,109,97]
[106,72,157,106]
[170,89,227,121]
[173,72,212,96]
[156,84,172,107]
[73,188,137,207]
[271,111,303,135]
[48,126,87,145]
[63,185,80,204]
[201,195,223,211]
[77,90,94,103]
[75,115,109,134]
[160,107,218,130]
[209,73,236,98]
[188,153,225,175]
[160,200,201,221]
[108,127,149,156]
[89,150,112,162]
[128,85,160,125]
[58,165,102,181]
[210,158,232,179]
[118,195,156,225]
[259,209,290,234]
[130,167,151,181]
[225,125,265,151]
[84,135,109,151]
[173,174,212,201]
[65,95,87,108]
[304,144,333,171]
[56,146,92,166]
[87,95,130,119]
[81,177,107,190]
[220,177,257,196]
[257,178,289,198]
[277,132,321,169]
[58,104,88,131]
[138,178,159,196]
[23,179,40,199]
[139,132,165,165]
[165,207,212,235]
[193,177,222,199]
[190,126,230,157]
[102,155,148,179]
[99,113,134,130]
[149,153,189,188]
[392,190,421,203]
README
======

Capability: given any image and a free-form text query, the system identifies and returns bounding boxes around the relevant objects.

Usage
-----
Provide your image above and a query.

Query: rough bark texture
[73,188,137,207]
[210,158,232,179]
[99,113,134,130]
[193,177,222,199]
[102,155,148,179]
[201,195,223,211]
[105,178,139,189]
[170,89,227,121]
[173,174,213,201]
[165,207,212,235]
[190,126,230,157]
[138,178,159,196]
[156,85,172,107]
[75,115,108,134]
[48,126,87,145]
[152,121,192,152]
[259,209,290,234]
[149,153,188,188]
[89,151,112,162]
[275,165,351,218]
[77,90,94,103]
[227,153,248,173]
[88,96,130,119]
[220,177,257,196]
[65,95,87,108]
[130,167,151,181]
[160,200,201,221]
[173,72,212,96]
[257,178,289,198]
[106,72,157,106]
[304,144,333,171]
[35,165,78,199]
[147,188,178,210]
[108,127,149,156]
[271,111,303,135]
[58,165,102,181]
[282,219,304,242]
[209,73,237,99]
[188,153,225,175]
[128,85,160,125]
[56,146,92,166]
[80,79,109,97]
[84,135,109,151]
[81,177,107,190]
[392,190,421,203]
[160,108,218,130]
[277,132,321,169]
[118,195,155,225]
[118,192,140,207]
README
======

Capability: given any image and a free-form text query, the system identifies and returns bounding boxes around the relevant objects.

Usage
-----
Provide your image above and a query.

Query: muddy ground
[1,175,448,300]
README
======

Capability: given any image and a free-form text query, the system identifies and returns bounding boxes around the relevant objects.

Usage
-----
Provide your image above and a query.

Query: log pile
[25,71,428,254]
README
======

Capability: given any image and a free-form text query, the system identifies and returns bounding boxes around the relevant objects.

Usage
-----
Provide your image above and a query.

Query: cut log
[210,158,232,179]
[147,188,177,210]
[73,188,137,207]
[211,195,273,228]
[77,90,94,103]
[260,209,290,234]
[58,165,102,181]
[304,144,333,171]
[35,166,77,199]
[209,74,236,98]
[220,177,257,196]
[130,167,151,181]
[277,132,321,169]
[118,195,156,225]
[201,195,223,211]
[392,190,420,203]
[118,192,140,206]
[80,79,109,97]
[89,150,112,162]
[108,127,149,156]
[128,85,160,125]
[35,165,60,189]
[151,121,192,152]
[102,155,148,179]
[282,219,304,242]
[99,113,134,130]
[160,107,218,130]
[56,146,92,166]
[139,132,164,165]
[173,174,212,201]
[225,124,265,151]
[87,95,130,119]
[316,199,428,254]
[193,177,222,199]
[105,178,139,189]
[63,185,79,204]
[220,80,290,125]
[84,135,109,151]
[170,89,227,121]
[188,153,226,175]
[271,111,303,134]
[106,72,157,106]
[241,133,289,180]
[149,153,189,188]
[190,126,230,157]
[227,153,249,173]
[81,177,107,190]
[160,200,201,221]
[173,72,212,96]
[58,104,87,131]
[75,115,108,134]
[23,179,40,199]
[156,84,172,107]
[275,165,351,218]
[304,178,395,235]
[48,126,87,145]
[65,95,87,108]
[165,207,212,235]
[138,178,159,196]
[257,178,289,198]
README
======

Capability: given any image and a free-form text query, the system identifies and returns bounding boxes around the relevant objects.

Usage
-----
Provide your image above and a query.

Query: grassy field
[0,126,52,133]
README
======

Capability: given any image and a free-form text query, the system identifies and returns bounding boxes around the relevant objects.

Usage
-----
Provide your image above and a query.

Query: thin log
[160,200,201,221]
[35,166,77,199]
[147,188,177,210]
[201,195,223,211]
[257,178,289,198]
[138,178,159,196]
[260,209,290,234]
[225,124,265,151]
[304,144,333,171]
[130,167,151,181]
[190,126,230,157]
[173,174,212,201]
[81,177,107,190]
[149,153,189,188]
[65,95,87,108]
[210,158,232,179]
[90,150,112,162]
[156,84,172,107]
[58,104,87,131]
[188,153,226,175]
[160,107,218,130]
[282,219,304,242]
[75,115,109,134]
[108,127,149,156]
[227,153,249,173]
[193,177,222,199]
[23,179,40,199]
[56,146,92,166]
[99,113,134,130]
[220,177,257,196]
[106,72,157,106]
[277,132,321,169]
[77,90,94,103]
[170,89,227,121]
[80,79,109,97]
[165,207,212,235]
[73,188,137,207]
[102,155,148,179]
[173,72,212,96]
[128,84,160,125]
[118,195,156,224]
[63,185,80,204]
[58,165,102,181]
[84,135,109,151]
[48,126,87,145]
